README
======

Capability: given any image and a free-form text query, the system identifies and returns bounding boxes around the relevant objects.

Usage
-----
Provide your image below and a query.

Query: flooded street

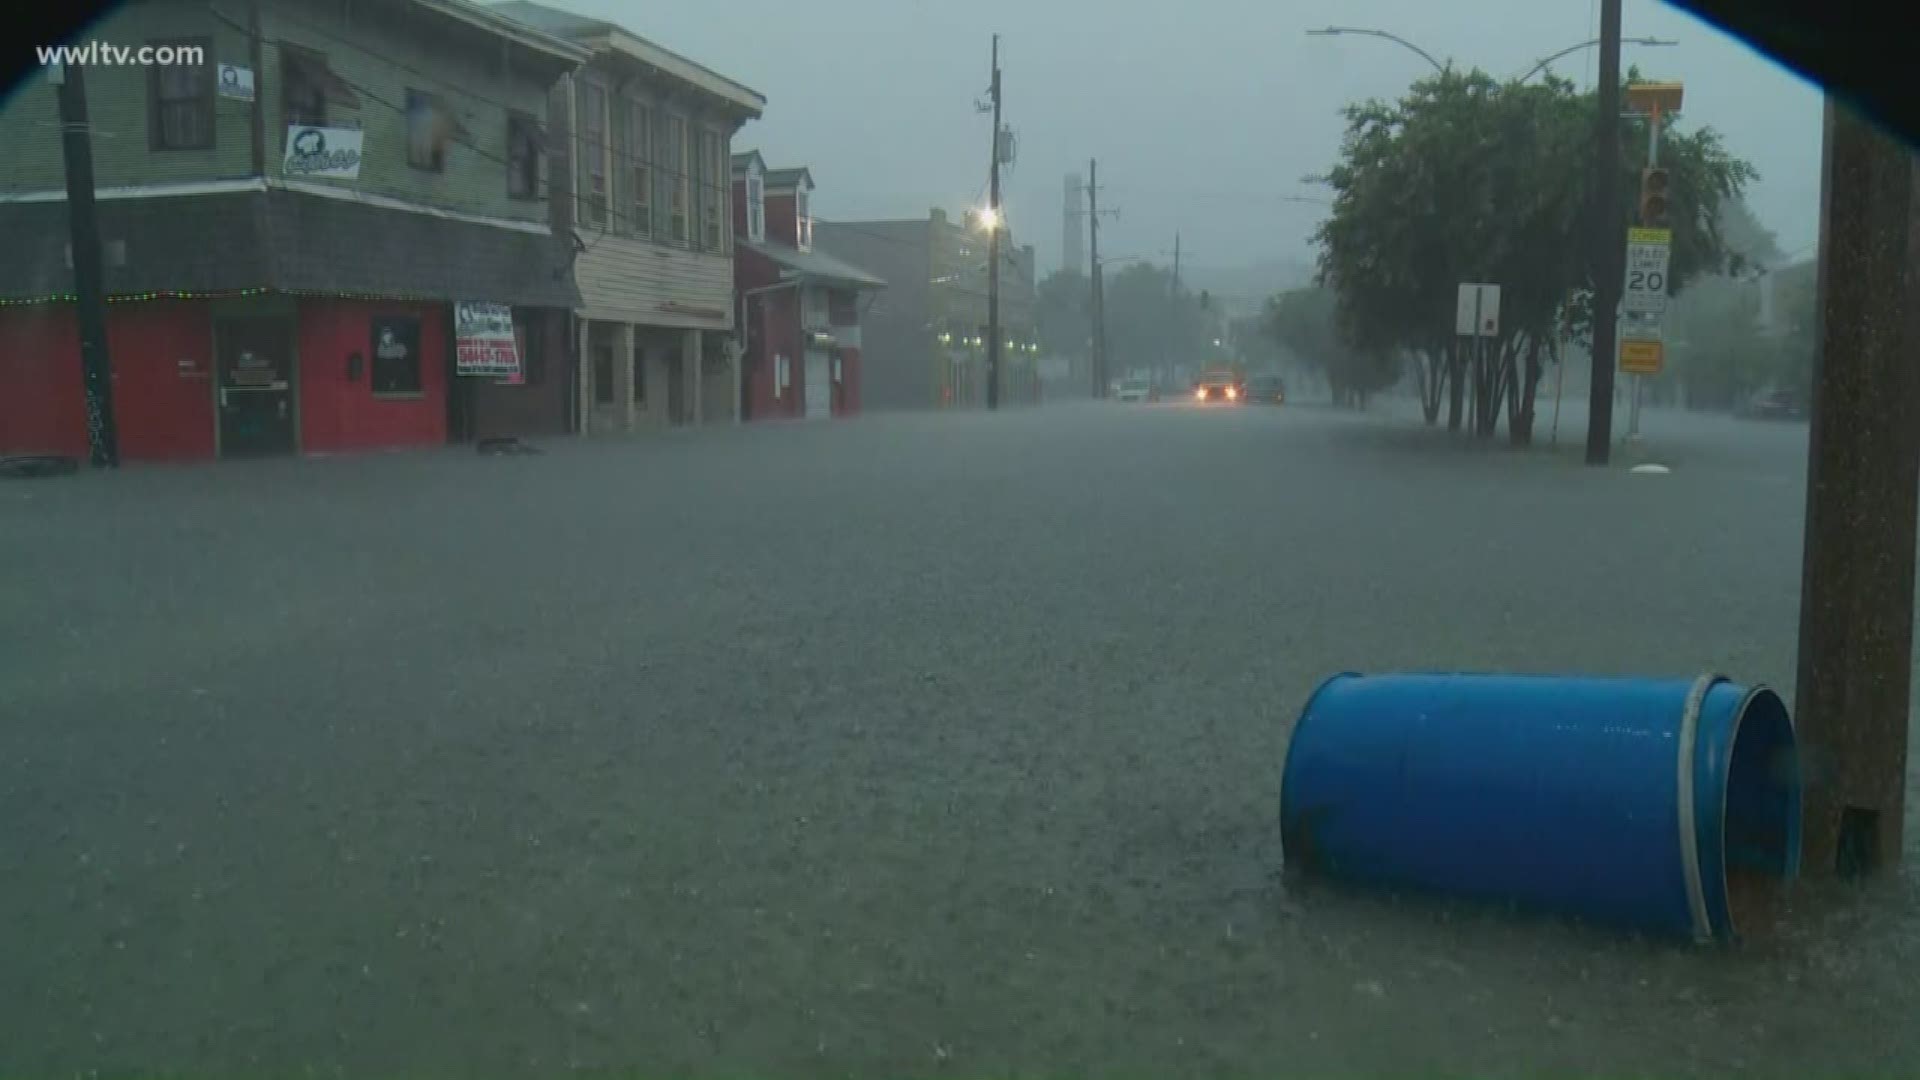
[4,403,1915,1076]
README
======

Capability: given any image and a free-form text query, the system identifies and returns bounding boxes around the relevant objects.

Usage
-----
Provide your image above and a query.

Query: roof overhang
[413,0,590,68]
[584,28,765,119]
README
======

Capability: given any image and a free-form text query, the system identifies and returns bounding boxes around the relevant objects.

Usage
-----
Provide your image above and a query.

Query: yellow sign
[1625,81,1685,115]
[1620,338,1664,375]
[1628,227,1672,245]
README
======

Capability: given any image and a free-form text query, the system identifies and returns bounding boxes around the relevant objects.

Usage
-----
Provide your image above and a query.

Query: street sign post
[1455,283,1500,432]
[1620,227,1671,438]
[1623,227,1672,315]
[1455,282,1501,337]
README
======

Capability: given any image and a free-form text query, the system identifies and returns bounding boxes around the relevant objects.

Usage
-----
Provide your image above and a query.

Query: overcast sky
[552,0,1823,277]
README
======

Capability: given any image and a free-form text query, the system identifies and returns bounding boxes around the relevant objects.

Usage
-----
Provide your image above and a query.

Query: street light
[975,206,1000,232]
[1305,26,1447,74]
[1514,37,1676,84]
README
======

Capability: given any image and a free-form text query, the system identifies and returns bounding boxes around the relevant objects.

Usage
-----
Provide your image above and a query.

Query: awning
[740,239,884,290]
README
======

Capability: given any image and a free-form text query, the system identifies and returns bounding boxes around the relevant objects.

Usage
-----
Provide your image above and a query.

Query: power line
[1101,183,1334,206]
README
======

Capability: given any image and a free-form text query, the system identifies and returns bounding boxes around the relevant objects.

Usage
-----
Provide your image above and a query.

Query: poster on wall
[217,64,255,101]
[369,315,422,394]
[454,301,522,378]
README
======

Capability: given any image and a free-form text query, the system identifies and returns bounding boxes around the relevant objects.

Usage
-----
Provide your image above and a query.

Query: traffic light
[1639,167,1671,228]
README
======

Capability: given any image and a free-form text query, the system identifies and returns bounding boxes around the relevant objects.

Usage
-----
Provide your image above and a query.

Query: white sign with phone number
[454,301,522,378]
[1623,227,1672,315]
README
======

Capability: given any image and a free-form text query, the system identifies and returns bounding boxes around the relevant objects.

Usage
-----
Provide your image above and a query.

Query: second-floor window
[406,89,454,172]
[796,187,812,252]
[581,83,608,229]
[700,128,726,253]
[148,38,213,150]
[746,173,764,242]
[281,47,331,128]
[506,113,541,200]
[628,102,652,239]
[667,114,689,246]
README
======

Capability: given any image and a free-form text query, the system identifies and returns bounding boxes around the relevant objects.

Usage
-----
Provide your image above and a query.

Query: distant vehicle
[1243,373,1287,405]
[1115,377,1157,403]
[1192,367,1244,404]
[1736,387,1806,420]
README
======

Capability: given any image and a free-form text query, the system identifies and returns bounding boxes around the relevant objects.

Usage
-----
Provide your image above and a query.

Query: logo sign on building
[454,301,522,378]
[1623,226,1673,315]
[1455,282,1501,337]
[283,125,364,180]
[217,64,255,101]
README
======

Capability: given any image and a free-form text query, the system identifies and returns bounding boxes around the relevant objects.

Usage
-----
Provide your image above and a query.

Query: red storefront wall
[744,288,802,421]
[0,301,215,461]
[297,298,448,454]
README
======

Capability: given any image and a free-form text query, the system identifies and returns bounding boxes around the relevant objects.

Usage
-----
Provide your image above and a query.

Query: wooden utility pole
[52,61,119,468]
[985,34,1003,411]
[1585,0,1622,466]
[1087,159,1107,398]
[1793,99,1920,877]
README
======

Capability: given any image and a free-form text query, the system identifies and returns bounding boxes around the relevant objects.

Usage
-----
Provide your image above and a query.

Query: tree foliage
[1264,286,1398,406]
[1102,262,1217,378]
[1312,65,1758,443]
[1034,268,1091,364]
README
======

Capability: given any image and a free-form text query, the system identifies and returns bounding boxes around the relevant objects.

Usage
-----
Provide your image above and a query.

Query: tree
[1034,268,1091,368]
[1656,202,1802,410]
[1265,285,1398,407]
[1314,66,1758,444]
[1102,262,1216,381]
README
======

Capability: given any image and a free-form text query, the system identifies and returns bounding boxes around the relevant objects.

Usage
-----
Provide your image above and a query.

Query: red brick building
[730,152,884,421]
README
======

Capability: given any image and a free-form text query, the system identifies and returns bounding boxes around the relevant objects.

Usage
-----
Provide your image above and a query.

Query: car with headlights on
[1191,367,1244,404]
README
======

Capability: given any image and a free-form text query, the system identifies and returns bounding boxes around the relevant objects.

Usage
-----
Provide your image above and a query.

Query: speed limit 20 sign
[1623,227,1673,316]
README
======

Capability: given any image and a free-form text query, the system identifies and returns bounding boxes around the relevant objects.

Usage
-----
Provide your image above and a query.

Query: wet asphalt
[3,397,1916,1077]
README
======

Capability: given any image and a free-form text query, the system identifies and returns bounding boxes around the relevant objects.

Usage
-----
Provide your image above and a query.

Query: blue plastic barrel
[1280,673,1801,941]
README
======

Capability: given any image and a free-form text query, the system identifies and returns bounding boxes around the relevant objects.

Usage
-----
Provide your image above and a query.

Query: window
[631,343,647,404]
[667,114,689,245]
[592,340,614,405]
[148,38,214,150]
[281,47,330,128]
[746,173,765,242]
[507,113,541,200]
[700,129,726,252]
[796,187,812,252]
[369,315,422,394]
[628,102,652,239]
[581,83,608,228]
[802,287,827,330]
[406,89,448,172]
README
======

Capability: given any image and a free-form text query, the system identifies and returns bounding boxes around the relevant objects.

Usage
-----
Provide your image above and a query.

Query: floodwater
[2,401,1915,1076]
